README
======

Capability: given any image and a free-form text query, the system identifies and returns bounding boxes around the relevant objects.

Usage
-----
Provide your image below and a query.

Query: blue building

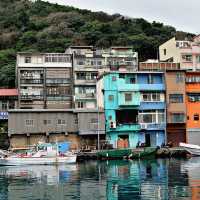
[100,72,166,148]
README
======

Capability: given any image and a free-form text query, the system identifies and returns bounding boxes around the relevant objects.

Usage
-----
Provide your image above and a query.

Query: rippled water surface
[0,158,200,200]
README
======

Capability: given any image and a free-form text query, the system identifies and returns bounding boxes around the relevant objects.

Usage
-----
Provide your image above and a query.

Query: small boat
[180,142,200,156]
[0,143,77,166]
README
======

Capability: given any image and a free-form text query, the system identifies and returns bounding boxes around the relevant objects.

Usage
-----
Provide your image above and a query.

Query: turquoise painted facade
[103,72,166,148]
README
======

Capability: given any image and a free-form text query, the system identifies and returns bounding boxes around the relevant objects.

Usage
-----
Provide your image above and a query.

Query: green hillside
[0,0,194,87]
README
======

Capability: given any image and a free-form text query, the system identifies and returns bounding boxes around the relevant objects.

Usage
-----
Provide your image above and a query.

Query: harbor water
[0,158,200,200]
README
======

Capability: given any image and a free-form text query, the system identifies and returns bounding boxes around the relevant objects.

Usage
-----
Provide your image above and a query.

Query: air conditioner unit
[109,121,116,129]
[140,123,147,130]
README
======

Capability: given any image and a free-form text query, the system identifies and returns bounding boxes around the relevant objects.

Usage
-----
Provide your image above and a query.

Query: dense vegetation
[0,0,194,87]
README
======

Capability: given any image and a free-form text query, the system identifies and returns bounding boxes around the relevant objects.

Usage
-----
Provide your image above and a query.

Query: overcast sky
[43,0,199,34]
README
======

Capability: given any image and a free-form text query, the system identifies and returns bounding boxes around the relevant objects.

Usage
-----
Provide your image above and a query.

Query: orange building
[186,72,200,145]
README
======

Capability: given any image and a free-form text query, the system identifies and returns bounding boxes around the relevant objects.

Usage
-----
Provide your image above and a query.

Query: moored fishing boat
[179,142,200,156]
[96,147,157,160]
[0,142,77,166]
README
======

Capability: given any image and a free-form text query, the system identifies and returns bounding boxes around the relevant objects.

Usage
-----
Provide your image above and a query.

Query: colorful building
[186,72,200,145]
[97,72,166,148]
[165,70,187,146]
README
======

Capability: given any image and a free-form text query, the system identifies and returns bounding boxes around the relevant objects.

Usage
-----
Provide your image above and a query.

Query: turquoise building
[102,72,166,148]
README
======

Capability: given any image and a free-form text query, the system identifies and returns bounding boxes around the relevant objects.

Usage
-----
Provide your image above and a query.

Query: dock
[77,147,190,161]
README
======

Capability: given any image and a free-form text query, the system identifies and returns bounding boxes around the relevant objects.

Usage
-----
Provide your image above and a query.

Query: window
[188,94,200,102]
[130,77,136,84]
[142,93,161,102]
[186,76,200,83]
[44,120,51,125]
[182,54,192,62]
[138,110,165,124]
[196,55,200,63]
[108,95,114,101]
[77,60,85,65]
[172,113,184,123]
[91,72,98,80]
[1,101,8,111]
[25,56,31,63]
[91,118,98,123]
[176,73,184,83]
[194,114,199,121]
[25,119,33,126]
[169,94,183,103]
[119,74,125,79]
[57,119,66,125]
[112,76,116,81]
[77,101,84,108]
[163,49,166,55]
[125,93,132,102]
[45,54,70,63]
[76,72,86,80]
[97,61,102,66]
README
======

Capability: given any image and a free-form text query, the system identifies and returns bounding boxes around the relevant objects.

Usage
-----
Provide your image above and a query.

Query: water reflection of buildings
[0,165,79,200]
[106,160,169,200]
[0,159,198,200]
[182,157,200,200]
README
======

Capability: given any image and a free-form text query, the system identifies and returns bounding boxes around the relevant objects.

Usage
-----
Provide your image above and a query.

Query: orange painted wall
[186,73,200,129]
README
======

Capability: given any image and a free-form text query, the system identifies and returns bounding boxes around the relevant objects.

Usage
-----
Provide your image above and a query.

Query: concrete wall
[8,110,78,135]
[159,37,181,62]
[77,111,105,135]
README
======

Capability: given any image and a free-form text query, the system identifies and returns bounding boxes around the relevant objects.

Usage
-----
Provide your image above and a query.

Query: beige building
[159,36,200,71]
[66,46,138,109]
[16,52,73,109]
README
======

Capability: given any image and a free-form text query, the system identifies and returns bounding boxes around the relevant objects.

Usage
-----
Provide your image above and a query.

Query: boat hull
[97,147,157,159]
[180,143,200,156]
[0,155,77,166]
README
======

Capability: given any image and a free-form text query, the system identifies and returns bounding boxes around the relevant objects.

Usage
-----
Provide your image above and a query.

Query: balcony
[20,79,44,84]
[139,62,180,71]
[140,123,166,130]
[75,79,96,85]
[75,93,96,99]
[46,95,71,100]
[139,84,165,91]
[20,95,44,100]
[109,123,140,132]
[139,102,165,110]
[46,78,71,85]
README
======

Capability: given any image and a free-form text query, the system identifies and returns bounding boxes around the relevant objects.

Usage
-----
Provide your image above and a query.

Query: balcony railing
[108,123,140,132]
[20,79,44,84]
[46,95,71,100]
[75,93,96,99]
[46,78,71,84]
[20,95,44,100]
[140,123,166,130]
[139,62,180,71]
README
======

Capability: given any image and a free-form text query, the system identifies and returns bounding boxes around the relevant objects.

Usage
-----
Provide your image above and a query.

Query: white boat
[0,143,77,166]
[180,142,200,156]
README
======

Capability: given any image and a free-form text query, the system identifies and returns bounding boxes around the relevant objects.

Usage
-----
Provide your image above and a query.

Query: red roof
[0,89,18,96]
